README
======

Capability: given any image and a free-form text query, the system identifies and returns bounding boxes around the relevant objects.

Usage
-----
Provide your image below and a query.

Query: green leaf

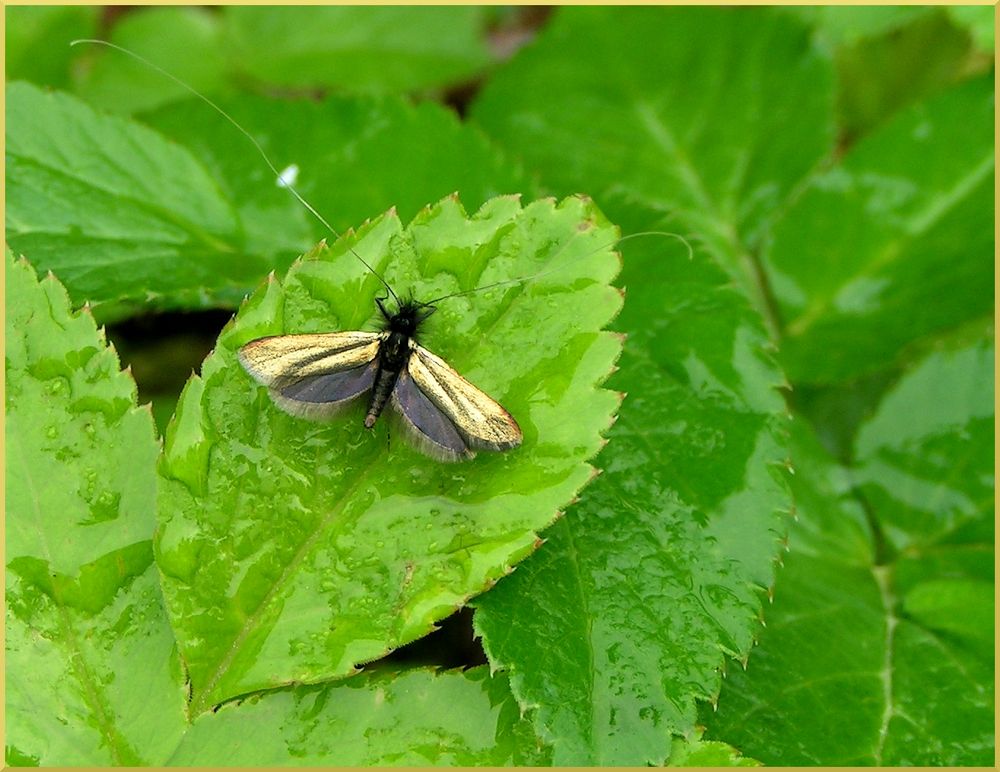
[4,252,552,765]
[222,6,492,94]
[772,76,994,384]
[169,667,550,765]
[705,337,994,765]
[854,325,994,551]
[788,368,898,463]
[471,6,834,316]
[5,81,266,310]
[156,194,624,715]
[5,6,99,89]
[947,6,995,53]
[830,10,982,139]
[63,7,493,115]
[471,213,791,765]
[140,92,535,268]
[789,6,933,45]
[668,736,760,767]
[5,248,187,765]
[6,81,533,315]
[73,7,228,115]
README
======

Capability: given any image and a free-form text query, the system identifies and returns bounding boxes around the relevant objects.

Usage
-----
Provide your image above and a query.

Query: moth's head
[377,296,435,336]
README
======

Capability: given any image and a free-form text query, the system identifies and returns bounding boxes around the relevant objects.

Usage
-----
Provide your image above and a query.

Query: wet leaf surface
[2,243,562,767]
[5,248,187,765]
[705,331,994,765]
[472,220,791,764]
[156,195,624,714]
[170,667,549,765]
[6,7,991,765]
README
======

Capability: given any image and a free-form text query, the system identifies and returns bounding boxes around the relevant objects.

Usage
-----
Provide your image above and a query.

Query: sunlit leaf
[5,248,187,765]
[668,736,760,767]
[4,255,551,766]
[170,667,550,765]
[156,194,624,714]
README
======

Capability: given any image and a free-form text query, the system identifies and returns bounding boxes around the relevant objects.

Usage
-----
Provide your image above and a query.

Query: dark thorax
[364,299,433,428]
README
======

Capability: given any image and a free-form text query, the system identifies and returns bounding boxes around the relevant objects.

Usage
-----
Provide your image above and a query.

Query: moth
[75,39,678,462]
[238,296,522,462]
[73,39,524,462]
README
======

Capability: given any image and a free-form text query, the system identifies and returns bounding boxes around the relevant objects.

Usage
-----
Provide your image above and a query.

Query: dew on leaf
[45,377,68,395]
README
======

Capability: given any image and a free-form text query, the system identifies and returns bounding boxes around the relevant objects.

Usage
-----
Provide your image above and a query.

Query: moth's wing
[391,369,474,462]
[405,342,522,452]
[238,332,382,419]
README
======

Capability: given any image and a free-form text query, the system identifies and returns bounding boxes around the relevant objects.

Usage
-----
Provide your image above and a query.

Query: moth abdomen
[364,363,401,429]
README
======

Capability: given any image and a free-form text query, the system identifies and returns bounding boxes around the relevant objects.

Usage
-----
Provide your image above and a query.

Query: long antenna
[418,230,695,307]
[70,38,401,305]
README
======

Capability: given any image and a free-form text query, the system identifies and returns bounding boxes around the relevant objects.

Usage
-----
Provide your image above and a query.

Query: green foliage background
[5,5,994,766]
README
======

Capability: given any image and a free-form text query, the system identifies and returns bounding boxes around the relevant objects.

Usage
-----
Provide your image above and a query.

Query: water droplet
[87,489,121,522]
[45,425,58,439]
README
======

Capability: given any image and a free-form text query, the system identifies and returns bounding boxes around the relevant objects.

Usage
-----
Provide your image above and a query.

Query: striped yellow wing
[239,332,381,385]
[239,332,383,419]
[407,342,522,451]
